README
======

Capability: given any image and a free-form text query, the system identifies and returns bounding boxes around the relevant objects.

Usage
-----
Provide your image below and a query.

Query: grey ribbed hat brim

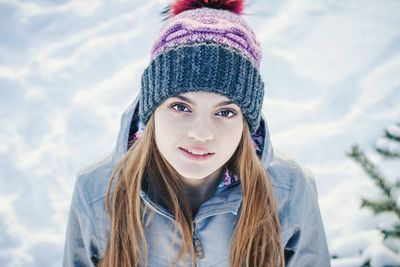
[139,43,264,134]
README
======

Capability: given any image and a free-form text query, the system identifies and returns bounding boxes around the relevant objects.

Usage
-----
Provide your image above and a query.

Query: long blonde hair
[99,112,284,267]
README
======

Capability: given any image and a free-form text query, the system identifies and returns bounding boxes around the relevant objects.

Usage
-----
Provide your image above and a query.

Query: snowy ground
[0,0,399,266]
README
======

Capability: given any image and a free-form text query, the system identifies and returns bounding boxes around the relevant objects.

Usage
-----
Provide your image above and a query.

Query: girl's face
[154,91,243,180]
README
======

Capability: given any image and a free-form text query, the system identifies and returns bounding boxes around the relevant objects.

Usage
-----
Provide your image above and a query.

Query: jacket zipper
[141,192,209,264]
[193,222,205,260]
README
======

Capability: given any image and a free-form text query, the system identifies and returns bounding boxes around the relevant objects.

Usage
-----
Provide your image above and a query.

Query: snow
[0,0,399,266]
[363,244,400,266]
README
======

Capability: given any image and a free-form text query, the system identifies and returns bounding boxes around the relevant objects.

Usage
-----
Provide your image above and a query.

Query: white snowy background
[0,0,399,266]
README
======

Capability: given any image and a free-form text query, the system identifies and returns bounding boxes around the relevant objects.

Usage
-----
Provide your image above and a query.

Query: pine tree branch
[381,223,400,239]
[347,145,400,219]
[347,145,392,196]
[361,198,397,215]
[375,123,400,159]
[375,147,400,159]
[385,129,400,142]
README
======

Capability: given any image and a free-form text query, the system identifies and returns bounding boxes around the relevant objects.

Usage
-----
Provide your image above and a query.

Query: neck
[180,167,223,215]
[181,168,222,195]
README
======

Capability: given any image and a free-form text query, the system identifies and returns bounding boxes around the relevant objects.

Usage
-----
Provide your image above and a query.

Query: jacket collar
[139,180,242,223]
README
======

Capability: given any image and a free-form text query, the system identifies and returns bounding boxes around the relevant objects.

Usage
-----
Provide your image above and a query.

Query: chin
[176,170,210,180]
[174,166,216,180]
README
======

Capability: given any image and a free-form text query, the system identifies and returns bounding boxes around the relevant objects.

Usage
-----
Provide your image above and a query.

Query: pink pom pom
[161,0,245,20]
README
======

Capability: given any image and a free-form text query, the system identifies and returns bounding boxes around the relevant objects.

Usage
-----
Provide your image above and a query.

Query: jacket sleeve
[63,174,100,267]
[284,168,331,267]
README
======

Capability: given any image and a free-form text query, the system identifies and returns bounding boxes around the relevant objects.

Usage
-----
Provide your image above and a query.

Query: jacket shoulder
[266,149,317,196]
[266,151,330,266]
[75,153,115,204]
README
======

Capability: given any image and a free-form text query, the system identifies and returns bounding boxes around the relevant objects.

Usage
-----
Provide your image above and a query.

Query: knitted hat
[139,0,264,134]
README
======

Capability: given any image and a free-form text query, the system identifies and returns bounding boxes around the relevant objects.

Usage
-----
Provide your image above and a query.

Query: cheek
[154,111,185,144]
[217,119,243,149]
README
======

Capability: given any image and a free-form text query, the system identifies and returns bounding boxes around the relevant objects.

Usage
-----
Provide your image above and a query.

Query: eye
[216,109,237,118]
[170,102,191,113]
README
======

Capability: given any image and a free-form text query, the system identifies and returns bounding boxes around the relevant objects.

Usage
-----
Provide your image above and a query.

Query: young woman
[63,0,331,266]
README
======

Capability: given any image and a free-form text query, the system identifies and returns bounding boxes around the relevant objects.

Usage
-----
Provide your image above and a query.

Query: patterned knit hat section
[151,7,262,69]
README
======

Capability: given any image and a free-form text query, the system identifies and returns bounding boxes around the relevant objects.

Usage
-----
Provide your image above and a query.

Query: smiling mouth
[180,147,214,155]
[179,147,215,160]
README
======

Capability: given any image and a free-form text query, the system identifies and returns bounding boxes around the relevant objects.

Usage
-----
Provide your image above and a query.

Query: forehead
[171,91,237,105]
[180,91,229,100]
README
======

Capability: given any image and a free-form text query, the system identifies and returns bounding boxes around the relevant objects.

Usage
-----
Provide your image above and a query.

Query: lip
[179,147,215,161]
[184,146,212,152]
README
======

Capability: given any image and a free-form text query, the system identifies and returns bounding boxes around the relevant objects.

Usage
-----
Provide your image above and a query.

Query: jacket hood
[111,93,274,173]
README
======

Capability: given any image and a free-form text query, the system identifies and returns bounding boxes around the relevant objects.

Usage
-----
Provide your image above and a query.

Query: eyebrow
[172,95,236,107]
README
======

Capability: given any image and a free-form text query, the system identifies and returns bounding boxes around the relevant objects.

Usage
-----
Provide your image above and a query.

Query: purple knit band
[151,7,262,69]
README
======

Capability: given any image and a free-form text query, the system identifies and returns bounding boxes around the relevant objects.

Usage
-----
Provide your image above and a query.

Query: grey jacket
[63,94,331,267]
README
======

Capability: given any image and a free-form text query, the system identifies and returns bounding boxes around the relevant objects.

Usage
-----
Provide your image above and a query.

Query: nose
[187,117,214,142]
